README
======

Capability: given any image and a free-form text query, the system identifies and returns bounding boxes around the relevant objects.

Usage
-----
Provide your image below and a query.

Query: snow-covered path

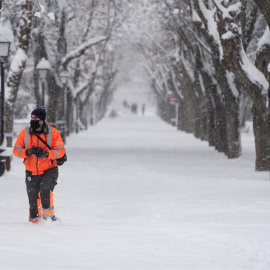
[1,114,270,269]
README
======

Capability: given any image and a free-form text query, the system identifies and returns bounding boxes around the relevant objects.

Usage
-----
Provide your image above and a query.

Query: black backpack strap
[35,134,52,150]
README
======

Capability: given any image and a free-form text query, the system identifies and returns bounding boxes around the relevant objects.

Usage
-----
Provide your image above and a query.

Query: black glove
[26,147,43,156]
[36,151,49,158]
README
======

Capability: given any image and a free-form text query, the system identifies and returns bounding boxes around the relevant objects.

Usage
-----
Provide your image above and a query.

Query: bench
[0,147,13,177]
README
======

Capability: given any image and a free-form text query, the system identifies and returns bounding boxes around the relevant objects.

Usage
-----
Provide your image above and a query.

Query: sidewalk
[0,115,269,270]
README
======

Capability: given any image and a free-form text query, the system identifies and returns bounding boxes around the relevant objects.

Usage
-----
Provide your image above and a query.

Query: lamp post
[36,58,50,107]
[0,28,11,149]
[60,71,69,143]
[0,25,12,177]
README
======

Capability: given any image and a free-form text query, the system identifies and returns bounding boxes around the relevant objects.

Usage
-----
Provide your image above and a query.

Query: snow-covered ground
[1,114,270,270]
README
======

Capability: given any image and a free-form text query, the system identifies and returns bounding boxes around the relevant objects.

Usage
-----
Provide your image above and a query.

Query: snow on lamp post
[60,71,69,144]
[0,27,12,149]
[37,58,50,107]
[0,25,12,177]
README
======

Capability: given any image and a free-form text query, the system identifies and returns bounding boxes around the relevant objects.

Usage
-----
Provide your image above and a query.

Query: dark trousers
[25,167,58,219]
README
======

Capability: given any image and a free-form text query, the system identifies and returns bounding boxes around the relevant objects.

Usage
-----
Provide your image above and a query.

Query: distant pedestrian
[13,107,66,224]
[131,103,138,114]
[123,100,129,108]
[142,104,145,115]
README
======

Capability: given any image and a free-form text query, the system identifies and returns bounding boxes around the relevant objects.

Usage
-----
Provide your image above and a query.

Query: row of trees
[131,0,270,171]
[2,0,129,147]
[1,0,270,171]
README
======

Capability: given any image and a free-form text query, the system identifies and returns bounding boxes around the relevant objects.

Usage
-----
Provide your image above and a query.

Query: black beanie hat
[31,107,46,121]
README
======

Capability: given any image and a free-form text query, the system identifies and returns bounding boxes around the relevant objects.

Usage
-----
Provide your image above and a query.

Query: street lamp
[60,71,69,143]
[0,26,12,177]
[0,27,12,149]
[36,58,50,106]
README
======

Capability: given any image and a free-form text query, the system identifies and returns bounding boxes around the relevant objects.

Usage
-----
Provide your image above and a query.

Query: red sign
[167,93,176,99]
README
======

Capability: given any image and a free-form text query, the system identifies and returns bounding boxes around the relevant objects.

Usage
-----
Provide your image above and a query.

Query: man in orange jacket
[13,107,66,224]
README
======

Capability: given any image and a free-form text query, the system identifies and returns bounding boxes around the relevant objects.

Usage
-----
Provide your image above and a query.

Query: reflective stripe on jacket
[13,126,65,175]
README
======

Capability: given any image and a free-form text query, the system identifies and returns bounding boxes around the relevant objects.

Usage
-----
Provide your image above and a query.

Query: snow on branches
[257,26,270,54]
[61,35,107,70]
[192,0,224,59]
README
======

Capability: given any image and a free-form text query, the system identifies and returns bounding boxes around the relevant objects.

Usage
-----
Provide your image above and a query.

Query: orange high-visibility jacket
[13,125,66,175]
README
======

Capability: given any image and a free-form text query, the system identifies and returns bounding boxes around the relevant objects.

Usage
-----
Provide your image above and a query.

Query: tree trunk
[207,104,216,147]
[176,100,183,131]
[225,98,241,158]
[178,102,186,131]
[178,63,196,133]
[215,100,228,154]
[198,70,221,150]
[253,0,270,28]
[192,2,242,158]
[215,63,241,158]
[218,11,270,168]
[5,0,33,147]
[192,58,207,140]
[47,75,62,124]
[252,97,270,170]
[32,19,46,107]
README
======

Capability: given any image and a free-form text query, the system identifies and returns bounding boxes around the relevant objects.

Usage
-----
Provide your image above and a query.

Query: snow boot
[51,215,57,222]
[42,214,57,222]
[29,217,40,224]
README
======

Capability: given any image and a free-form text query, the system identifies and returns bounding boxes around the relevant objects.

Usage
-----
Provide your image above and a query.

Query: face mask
[30,120,40,130]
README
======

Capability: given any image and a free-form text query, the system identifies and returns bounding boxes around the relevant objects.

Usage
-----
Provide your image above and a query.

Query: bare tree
[5,0,33,147]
